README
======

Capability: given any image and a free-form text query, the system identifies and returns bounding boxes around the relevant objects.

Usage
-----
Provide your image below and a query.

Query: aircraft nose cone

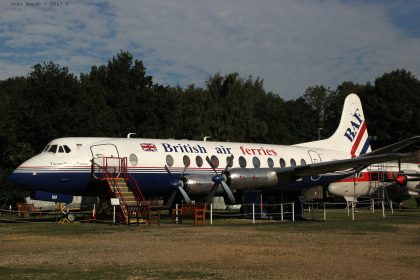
[9,164,39,191]
[9,168,27,188]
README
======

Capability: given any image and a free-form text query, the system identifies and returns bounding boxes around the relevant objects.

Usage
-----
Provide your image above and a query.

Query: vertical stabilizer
[295,94,371,157]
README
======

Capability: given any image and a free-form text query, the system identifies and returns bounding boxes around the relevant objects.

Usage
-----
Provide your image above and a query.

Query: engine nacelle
[181,174,219,196]
[228,168,278,190]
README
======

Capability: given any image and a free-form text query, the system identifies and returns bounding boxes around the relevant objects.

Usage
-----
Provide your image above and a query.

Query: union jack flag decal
[140,143,157,152]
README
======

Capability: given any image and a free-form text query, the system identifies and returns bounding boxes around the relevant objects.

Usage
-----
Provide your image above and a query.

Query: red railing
[92,156,149,224]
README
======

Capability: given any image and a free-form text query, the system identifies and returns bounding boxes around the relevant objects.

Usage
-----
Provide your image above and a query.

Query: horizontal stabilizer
[365,136,420,156]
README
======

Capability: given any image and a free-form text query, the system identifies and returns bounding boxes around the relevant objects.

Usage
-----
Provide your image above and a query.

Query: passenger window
[77,144,82,150]
[301,159,306,165]
[211,155,219,168]
[267,158,274,168]
[48,145,58,153]
[129,154,138,166]
[58,146,65,153]
[280,158,286,168]
[64,145,71,153]
[290,158,296,167]
[183,155,191,167]
[252,157,260,168]
[239,156,247,168]
[196,156,203,167]
[166,155,174,167]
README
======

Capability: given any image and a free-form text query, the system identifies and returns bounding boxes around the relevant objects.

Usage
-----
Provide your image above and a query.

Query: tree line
[1,51,419,206]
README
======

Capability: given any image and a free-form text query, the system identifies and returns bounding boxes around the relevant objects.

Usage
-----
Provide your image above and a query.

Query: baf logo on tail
[344,108,370,157]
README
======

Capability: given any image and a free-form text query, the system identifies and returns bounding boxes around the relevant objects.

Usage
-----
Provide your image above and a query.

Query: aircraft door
[90,144,119,158]
[90,144,120,178]
[308,150,322,164]
[308,150,322,181]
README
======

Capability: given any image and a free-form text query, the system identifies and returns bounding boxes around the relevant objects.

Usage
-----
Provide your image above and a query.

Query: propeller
[206,155,236,204]
[165,164,191,209]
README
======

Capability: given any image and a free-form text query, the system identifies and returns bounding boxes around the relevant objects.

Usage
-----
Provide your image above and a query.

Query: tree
[302,85,330,131]
[364,69,420,147]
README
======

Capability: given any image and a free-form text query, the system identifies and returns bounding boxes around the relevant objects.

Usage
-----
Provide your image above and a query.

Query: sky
[1,0,420,100]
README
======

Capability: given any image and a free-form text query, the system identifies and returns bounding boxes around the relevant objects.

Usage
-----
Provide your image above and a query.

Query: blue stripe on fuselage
[11,170,351,196]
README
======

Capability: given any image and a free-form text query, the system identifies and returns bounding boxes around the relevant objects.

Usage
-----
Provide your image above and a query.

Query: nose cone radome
[9,166,34,190]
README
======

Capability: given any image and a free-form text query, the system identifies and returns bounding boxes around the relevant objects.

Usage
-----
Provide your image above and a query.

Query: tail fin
[295,93,371,157]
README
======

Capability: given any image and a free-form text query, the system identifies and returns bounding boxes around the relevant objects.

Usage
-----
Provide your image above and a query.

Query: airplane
[9,94,420,213]
[327,161,420,202]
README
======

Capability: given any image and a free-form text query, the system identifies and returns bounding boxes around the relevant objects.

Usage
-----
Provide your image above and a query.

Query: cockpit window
[43,145,51,152]
[48,145,58,153]
[63,145,71,153]
[58,146,65,153]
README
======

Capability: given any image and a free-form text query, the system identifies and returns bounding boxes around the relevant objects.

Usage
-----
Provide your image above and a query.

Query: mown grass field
[1,205,419,280]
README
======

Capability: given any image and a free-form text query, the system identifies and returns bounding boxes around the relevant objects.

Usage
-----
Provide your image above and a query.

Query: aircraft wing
[290,153,408,178]
[269,153,409,186]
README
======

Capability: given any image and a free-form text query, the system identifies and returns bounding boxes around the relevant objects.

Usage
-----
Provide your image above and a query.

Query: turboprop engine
[228,169,279,190]
[182,168,278,195]
[182,168,280,196]
[181,174,220,196]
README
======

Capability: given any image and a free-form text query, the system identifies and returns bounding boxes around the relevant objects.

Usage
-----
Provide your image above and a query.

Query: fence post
[323,203,326,221]
[347,201,350,216]
[252,203,255,224]
[210,203,213,225]
[292,202,295,222]
[260,193,263,219]
[281,203,284,221]
[389,200,393,214]
[113,205,116,224]
[371,198,375,213]
[175,204,179,223]
[352,201,355,221]
[381,201,386,218]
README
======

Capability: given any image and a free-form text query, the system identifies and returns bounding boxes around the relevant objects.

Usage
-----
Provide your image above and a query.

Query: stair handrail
[120,158,150,222]
[92,156,150,224]
[100,157,131,223]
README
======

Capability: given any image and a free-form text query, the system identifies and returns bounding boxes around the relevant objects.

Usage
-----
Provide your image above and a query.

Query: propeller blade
[165,165,172,174]
[207,183,221,203]
[206,156,218,174]
[221,181,236,204]
[224,155,234,172]
[206,154,236,204]
[178,186,191,203]
[181,164,188,177]
[165,164,191,206]
[166,189,178,209]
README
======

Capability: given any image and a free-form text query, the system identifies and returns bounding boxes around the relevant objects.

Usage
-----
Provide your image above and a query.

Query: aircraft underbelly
[10,171,90,195]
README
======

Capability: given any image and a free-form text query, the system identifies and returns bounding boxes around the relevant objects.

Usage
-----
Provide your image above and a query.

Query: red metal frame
[95,157,150,225]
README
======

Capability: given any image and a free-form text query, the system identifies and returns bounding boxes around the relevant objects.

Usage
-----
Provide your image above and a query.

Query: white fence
[209,202,295,224]
[304,198,399,221]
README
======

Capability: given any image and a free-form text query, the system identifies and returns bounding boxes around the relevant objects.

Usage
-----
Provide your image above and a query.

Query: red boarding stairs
[93,157,150,225]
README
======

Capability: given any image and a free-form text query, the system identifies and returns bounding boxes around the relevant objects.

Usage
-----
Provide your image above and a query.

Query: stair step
[102,167,149,225]
[129,218,147,224]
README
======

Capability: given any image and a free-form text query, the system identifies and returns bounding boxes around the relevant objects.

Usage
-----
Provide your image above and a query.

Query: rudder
[295,93,371,157]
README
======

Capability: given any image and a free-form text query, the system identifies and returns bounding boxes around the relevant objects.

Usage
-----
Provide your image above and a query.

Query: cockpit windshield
[43,144,71,154]
[48,145,58,153]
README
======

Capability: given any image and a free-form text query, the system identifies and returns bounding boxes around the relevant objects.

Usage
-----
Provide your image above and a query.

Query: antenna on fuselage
[127,133,136,138]
[204,136,211,141]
